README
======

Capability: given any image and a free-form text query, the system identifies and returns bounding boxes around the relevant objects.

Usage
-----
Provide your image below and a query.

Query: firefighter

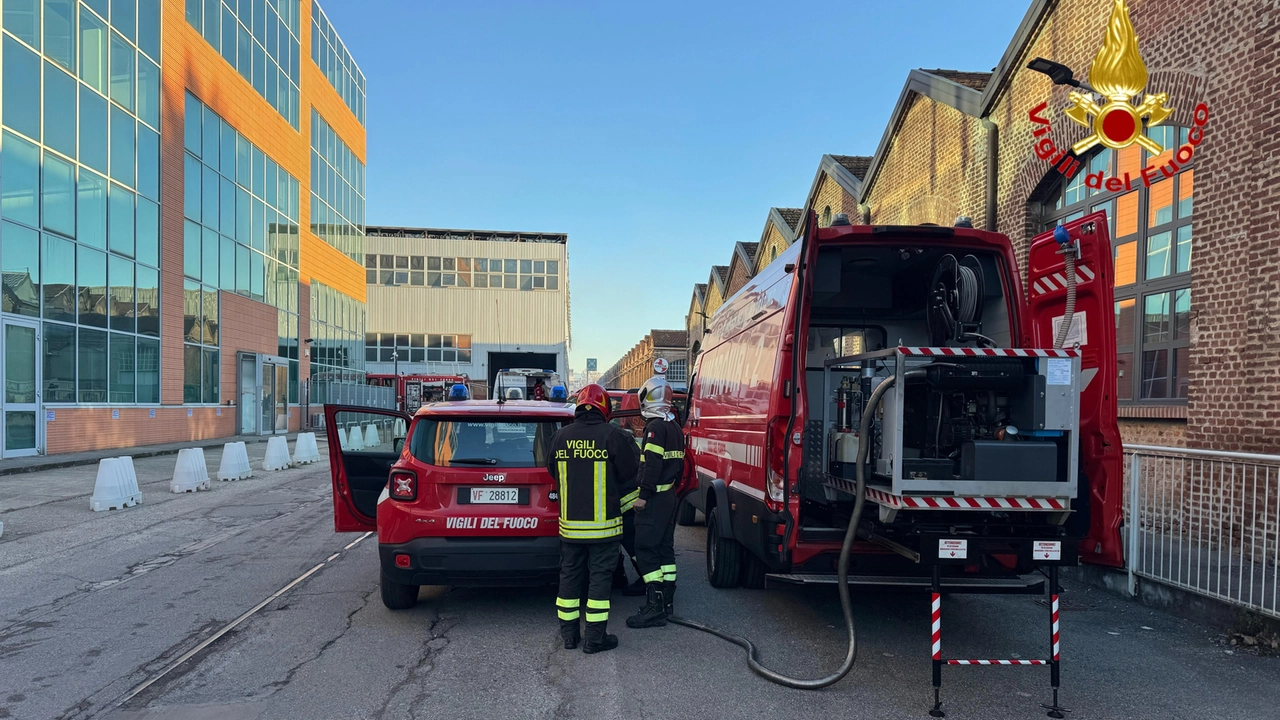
[547,384,639,653]
[626,375,685,628]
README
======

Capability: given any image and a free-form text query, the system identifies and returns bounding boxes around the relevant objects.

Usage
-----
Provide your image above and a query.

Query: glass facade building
[0,0,367,457]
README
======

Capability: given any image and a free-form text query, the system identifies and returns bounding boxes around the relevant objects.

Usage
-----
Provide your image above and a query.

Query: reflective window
[186,0,299,127]
[311,1,365,124]
[79,85,107,171]
[42,153,75,237]
[44,62,76,158]
[309,109,363,261]
[4,0,40,47]
[2,132,40,227]
[4,36,41,139]
[1042,130,1192,405]
[43,233,76,323]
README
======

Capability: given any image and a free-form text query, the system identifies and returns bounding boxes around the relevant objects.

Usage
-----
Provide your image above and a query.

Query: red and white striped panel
[946,659,1048,666]
[1031,264,1095,296]
[864,487,1068,511]
[897,346,1080,358]
[1051,594,1060,662]
[931,593,941,661]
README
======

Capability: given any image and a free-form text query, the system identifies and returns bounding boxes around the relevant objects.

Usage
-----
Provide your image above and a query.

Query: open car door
[1026,210,1125,567]
[325,405,412,532]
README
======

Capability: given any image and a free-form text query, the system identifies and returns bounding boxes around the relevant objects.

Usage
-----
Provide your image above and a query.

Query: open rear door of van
[1026,211,1125,567]
[325,405,413,532]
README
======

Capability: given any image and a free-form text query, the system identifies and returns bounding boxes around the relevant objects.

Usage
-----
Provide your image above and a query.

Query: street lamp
[391,351,400,411]
[1026,57,1096,93]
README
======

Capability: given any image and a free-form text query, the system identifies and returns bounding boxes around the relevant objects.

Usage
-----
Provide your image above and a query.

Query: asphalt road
[1,449,1277,720]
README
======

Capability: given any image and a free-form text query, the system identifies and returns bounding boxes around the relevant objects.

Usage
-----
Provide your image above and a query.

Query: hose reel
[927,254,989,347]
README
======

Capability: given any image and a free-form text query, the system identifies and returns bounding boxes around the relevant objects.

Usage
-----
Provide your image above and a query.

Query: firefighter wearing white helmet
[626,374,685,628]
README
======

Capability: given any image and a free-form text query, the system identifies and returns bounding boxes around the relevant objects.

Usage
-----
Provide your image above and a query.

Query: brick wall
[864,95,989,227]
[812,174,859,226]
[755,222,790,273]
[1119,418,1188,447]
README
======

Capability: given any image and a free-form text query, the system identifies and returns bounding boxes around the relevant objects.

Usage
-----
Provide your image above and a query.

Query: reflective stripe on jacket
[639,417,684,501]
[547,411,640,542]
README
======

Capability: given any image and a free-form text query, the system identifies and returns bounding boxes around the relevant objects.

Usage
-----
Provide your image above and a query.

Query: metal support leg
[929,564,945,718]
[1041,565,1068,718]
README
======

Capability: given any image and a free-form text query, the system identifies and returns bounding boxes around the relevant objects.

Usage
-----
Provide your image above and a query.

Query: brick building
[0,1,368,456]
[680,0,1280,454]
[598,330,689,391]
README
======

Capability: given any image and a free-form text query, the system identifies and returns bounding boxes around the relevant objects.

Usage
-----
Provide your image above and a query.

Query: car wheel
[706,507,742,589]
[738,548,768,589]
[676,499,699,526]
[380,571,419,610]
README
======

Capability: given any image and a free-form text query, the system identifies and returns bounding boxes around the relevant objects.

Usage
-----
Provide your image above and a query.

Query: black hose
[668,370,922,689]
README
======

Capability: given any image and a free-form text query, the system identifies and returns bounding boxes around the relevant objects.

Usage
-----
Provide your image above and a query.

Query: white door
[3,318,42,457]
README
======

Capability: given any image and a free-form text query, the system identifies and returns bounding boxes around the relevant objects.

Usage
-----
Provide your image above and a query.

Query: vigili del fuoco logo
[1025,0,1208,188]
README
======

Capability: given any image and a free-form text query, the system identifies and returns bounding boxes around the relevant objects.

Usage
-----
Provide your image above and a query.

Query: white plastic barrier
[364,424,381,448]
[347,426,365,451]
[337,427,348,450]
[394,418,407,437]
[170,448,211,493]
[91,457,142,511]
[263,435,292,471]
[293,432,320,465]
[217,441,253,481]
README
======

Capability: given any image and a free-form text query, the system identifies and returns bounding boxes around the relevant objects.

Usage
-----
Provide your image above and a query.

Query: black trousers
[634,491,677,585]
[557,539,619,643]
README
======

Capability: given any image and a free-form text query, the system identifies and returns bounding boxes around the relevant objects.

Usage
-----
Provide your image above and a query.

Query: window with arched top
[770,245,778,262]
[1040,125,1194,404]
[822,206,832,227]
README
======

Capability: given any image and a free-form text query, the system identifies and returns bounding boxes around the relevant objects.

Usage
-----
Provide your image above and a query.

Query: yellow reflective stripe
[558,610,580,621]
[656,483,674,492]
[556,597,580,608]
[584,611,608,622]
[644,443,665,455]
[661,564,677,581]
[660,564,677,573]
[558,461,567,510]
[560,526,622,540]
[663,450,684,459]
[586,598,610,609]
[640,454,645,463]
[642,569,665,583]
[594,461,606,523]
[621,489,639,503]
[559,517,622,530]
[621,501,634,513]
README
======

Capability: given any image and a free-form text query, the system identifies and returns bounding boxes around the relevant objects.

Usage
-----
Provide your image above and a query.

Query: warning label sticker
[1035,541,1062,561]
[939,539,968,559]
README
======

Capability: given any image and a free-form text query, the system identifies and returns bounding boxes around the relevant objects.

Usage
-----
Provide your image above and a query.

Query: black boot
[663,581,675,617]
[563,634,579,650]
[626,583,668,628]
[621,577,645,596]
[582,633,618,654]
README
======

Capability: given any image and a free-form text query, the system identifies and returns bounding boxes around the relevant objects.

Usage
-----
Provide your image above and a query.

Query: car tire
[676,499,699,526]
[738,549,768,589]
[706,507,742,589]
[380,571,419,610]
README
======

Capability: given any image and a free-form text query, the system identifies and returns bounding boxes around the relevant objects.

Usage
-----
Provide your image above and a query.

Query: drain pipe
[983,119,999,231]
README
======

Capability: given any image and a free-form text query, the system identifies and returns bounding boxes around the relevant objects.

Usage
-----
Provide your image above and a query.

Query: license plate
[469,487,520,504]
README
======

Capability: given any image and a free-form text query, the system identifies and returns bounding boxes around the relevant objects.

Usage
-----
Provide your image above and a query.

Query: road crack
[375,610,457,720]
[259,588,375,694]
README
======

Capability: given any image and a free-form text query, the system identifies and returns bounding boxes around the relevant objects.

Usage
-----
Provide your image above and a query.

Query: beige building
[363,227,570,395]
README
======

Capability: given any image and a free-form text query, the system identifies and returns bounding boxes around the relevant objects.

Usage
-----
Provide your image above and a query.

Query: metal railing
[1126,444,1280,619]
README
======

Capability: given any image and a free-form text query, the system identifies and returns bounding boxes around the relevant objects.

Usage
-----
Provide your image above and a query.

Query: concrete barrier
[91,457,142,511]
[347,425,365,451]
[170,448,211,493]
[364,424,381,448]
[394,418,407,437]
[217,441,252,481]
[337,427,348,450]
[263,436,292,471]
[293,432,320,464]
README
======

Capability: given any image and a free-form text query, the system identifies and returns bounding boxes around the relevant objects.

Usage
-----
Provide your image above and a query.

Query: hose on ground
[668,370,923,690]
[1053,244,1078,349]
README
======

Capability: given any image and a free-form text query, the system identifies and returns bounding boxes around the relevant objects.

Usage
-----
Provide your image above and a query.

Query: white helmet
[638,375,673,420]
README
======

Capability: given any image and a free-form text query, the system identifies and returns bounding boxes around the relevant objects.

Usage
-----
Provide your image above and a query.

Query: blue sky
[320,0,1030,374]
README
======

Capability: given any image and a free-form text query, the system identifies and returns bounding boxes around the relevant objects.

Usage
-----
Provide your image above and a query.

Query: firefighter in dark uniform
[626,375,685,628]
[547,384,639,653]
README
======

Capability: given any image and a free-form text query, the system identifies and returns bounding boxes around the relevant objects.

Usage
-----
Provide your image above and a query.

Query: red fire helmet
[575,383,610,420]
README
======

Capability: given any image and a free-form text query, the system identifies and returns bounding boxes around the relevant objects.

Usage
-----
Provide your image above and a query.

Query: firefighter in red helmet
[547,384,639,653]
